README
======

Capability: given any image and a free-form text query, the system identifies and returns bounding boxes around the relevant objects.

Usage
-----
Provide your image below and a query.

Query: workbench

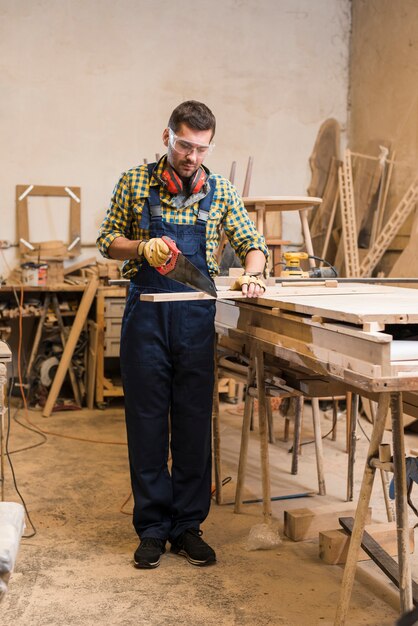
[212,282,418,625]
[0,283,125,410]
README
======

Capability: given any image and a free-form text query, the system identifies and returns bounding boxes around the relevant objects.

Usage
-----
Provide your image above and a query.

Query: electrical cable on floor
[2,286,127,540]
[211,476,232,498]
[5,380,37,538]
[357,414,372,443]
[12,285,127,446]
[288,425,335,452]
[120,491,133,516]
[7,383,47,455]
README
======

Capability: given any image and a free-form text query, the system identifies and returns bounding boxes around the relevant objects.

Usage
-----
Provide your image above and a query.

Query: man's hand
[230,273,266,298]
[138,238,171,267]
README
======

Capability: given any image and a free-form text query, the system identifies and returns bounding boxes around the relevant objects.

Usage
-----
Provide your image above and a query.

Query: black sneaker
[170,528,216,566]
[134,538,166,569]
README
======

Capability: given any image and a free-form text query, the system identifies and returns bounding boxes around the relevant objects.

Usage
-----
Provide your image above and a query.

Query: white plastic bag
[245,522,282,551]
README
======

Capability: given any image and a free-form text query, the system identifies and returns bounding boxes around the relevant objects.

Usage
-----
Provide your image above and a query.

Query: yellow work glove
[230,273,266,298]
[137,238,171,267]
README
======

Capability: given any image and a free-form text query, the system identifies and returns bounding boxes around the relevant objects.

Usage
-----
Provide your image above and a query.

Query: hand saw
[156,236,217,298]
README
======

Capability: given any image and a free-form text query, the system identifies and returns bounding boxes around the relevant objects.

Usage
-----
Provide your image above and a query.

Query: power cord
[307,254,338,277]
[288,424,335,452]
[5,372,37,538]
[2,285,128,541]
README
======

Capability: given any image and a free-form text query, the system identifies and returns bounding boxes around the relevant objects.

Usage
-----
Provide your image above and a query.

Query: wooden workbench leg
[212,335,223,505]
[332,398,338,441]
[345,391,352,454]
[255,344,272,523]
[299,208,315,267]
[234,346,256,514]
[266,396,276,444]
[390,392,413,615]
[291,396,304,475]
[312,398,326,495]
[26,293,50,377]
[347,393,359,501]
[334,393,390,626]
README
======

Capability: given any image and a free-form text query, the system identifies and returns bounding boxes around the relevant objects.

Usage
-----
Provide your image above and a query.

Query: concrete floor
[1,399,418,625]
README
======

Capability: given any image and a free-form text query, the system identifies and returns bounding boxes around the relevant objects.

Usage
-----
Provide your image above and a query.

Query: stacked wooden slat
[307,122,417,278]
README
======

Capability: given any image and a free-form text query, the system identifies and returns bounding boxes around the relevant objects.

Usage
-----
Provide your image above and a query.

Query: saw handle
[155,236,179,275]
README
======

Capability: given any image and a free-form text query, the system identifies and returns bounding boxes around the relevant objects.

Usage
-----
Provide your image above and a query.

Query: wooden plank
[142,283,418,325]
[140,283,401,303]
[42,278,99,417]
[307,119,340,198]
[360,177,418,277]
[69,196,81,256]
[25,185,81,197]
[283,503,372,541]
[319,522,414,565]
[356,141,390,249]
[63,257,96,276]
[339,516,418,605]
[338,151,360,277]
[310,157,341,258]
[390,210,418,278]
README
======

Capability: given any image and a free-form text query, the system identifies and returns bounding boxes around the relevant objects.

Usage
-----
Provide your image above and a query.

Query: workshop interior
[2,2,418,625]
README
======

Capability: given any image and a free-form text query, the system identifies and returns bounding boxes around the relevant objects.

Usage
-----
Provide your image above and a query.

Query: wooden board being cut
[140,283,418,325]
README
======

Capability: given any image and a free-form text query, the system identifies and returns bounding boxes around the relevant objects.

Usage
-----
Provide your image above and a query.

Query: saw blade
[167,254,217,298]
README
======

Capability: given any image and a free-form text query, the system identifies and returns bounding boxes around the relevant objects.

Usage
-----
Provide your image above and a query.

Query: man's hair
[168,100,216,138]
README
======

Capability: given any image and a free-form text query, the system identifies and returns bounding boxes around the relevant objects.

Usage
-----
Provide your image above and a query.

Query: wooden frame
[16,184,81,256]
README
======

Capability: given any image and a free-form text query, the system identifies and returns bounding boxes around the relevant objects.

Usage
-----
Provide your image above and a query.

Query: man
[97,100,268,569]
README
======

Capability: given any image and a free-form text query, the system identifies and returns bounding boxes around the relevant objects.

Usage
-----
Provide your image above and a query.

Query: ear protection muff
[155,161,209,195]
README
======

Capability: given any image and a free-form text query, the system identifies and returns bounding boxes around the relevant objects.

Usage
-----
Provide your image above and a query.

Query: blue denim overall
[120,169,216,542]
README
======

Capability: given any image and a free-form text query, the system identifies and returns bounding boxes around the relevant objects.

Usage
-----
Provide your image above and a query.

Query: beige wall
[0,0,350,277]
[349,0,418,243]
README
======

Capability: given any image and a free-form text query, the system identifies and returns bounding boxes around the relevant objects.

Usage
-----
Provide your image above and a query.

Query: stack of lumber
[307,122,418,278]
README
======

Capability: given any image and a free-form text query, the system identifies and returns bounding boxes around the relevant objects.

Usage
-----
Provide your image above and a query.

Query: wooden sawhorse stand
[212,336,327,516]
[335,391,413,624]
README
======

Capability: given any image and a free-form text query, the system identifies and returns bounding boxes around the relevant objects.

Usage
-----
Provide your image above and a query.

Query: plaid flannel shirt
[97,157,268,278]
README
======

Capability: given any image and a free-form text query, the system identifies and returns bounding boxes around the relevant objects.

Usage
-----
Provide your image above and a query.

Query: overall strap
[196,177,216,223]
[147,163,162,219]
[138,163,159,229]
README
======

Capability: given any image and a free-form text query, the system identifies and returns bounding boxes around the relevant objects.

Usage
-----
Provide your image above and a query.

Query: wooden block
[319,522,414,564]
[284,503,372,541]
[363,321,385,333]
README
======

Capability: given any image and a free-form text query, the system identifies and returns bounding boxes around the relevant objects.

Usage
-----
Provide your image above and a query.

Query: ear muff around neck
[158,162,208,195]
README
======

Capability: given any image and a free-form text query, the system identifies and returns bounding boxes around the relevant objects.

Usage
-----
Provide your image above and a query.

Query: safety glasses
[168,128,215,157]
